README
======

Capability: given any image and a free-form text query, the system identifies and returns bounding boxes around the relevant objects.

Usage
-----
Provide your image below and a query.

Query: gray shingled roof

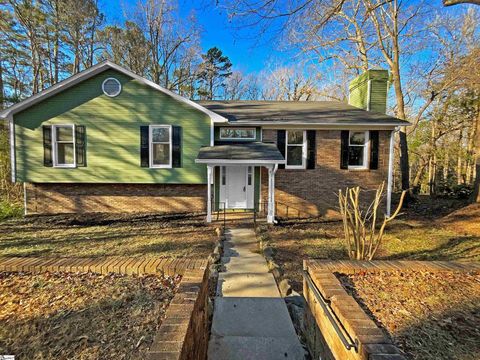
[196,142,285,163]
[197,100,410,126]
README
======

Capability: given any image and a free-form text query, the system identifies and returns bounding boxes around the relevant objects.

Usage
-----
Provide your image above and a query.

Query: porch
[195,142,285,224]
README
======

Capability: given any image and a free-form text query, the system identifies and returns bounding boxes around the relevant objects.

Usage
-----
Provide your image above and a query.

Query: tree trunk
[0,61,4,110]
[473,110,480,202]
[457,130,464,185]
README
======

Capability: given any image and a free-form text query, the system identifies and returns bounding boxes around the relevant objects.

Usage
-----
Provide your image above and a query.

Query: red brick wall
[262,129,391,218]
[25,183,207,214]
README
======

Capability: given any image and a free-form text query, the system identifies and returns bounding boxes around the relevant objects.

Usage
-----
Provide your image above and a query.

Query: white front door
[219,166,254,209]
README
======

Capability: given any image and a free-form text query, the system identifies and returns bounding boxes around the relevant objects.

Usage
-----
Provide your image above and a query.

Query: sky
[100,0,294,74]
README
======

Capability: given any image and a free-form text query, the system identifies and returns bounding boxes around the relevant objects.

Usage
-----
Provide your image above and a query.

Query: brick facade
[261,129,391,218]
[25,183,207,214]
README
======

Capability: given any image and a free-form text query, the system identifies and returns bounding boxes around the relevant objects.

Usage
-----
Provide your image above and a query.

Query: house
[0,61,409,223]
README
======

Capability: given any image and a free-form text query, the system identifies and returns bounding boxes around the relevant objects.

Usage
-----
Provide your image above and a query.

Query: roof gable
[0,61,227,123]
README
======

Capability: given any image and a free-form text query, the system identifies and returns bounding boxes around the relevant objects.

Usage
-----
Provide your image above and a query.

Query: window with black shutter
[340,130,378,170]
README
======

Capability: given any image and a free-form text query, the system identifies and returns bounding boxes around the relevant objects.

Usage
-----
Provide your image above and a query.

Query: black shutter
[172,126,182,168]
[75,125,86,167]
[306,130,316,169]
[43,125,53,167]
[369,130,379,170]
[277,130,286,169]
[140,126,149,167]
[340,130,349,170]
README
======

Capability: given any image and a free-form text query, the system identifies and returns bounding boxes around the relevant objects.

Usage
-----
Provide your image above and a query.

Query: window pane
[241,129,255,138]
[152,143,170,165]
[56,143,74,165]
[348,146,365,166]
[152,127,170,142]
[288,131,303,144]
[287,146,303,166]
[220,128,255,139]
[350,132,366,145]
[56,126,73,142]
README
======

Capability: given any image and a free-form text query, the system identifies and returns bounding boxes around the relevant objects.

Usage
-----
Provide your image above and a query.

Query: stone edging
[303,260,480,360]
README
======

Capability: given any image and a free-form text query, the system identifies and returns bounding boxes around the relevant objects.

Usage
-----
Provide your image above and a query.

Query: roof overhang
[195,142,285,165]
[0,61,228,123]
[222,122,408,129]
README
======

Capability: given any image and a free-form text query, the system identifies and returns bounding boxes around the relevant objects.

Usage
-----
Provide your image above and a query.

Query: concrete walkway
[208,228,304,360]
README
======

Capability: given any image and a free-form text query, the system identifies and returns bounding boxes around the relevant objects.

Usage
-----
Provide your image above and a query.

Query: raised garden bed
[337,270,480,360]
[0,271,179,359]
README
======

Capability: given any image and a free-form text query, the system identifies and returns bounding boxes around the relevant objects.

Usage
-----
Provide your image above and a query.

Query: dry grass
[338,271,480,360]
[263,198,480,291]
[0,271,179,359]
[0,213,216,259]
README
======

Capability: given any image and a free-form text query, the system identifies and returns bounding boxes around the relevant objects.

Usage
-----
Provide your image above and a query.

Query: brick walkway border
[0,256,208,277]
[303,260,480,360]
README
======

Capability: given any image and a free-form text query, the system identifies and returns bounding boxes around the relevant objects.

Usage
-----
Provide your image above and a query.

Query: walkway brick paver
[0,256,208,276]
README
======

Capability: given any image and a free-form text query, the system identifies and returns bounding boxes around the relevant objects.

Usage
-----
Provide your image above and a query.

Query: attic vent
[102,78,121,97]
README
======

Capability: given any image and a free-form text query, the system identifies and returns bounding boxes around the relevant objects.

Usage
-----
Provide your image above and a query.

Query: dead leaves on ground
[338,270,480,360]
[0,271,180,359]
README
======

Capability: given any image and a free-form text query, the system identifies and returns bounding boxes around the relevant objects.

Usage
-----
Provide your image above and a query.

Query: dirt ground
[0,212,216,258]
[338,270,480,360]
[264,196,480,291]
[0,271,179,359]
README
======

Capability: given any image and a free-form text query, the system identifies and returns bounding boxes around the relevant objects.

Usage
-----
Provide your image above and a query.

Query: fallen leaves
[338,270,480,360]
[0,271,180,359]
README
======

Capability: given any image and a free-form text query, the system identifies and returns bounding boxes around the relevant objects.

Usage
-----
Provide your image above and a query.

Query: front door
[220,166,254,209]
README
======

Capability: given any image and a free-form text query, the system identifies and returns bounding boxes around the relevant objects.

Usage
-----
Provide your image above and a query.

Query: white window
[150,125,172,168]
[348,131,369,169]
[52,125,76,168]
[219,127,256,140]
[286,130,306,169]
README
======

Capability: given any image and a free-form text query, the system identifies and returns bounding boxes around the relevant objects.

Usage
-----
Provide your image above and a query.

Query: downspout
[386,127,397,216]
[23,182,27,216]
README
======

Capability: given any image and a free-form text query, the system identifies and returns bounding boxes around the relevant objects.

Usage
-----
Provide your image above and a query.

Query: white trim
[23,182,27,216]
[0,61,228,123]
[227,122,407,128]
[206,165,213,222]
[285,130,307,169]
[195,159,285,165]
[347,130,369,170]
[386,128,396,216]
[8,114,16,182]
[102,77,122,97]
[219,127,256,140]
[52,124,76,168]
[149,125,172,168]
[366,79,371,111]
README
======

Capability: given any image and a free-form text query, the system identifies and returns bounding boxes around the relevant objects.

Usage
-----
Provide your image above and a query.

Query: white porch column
[206,165,213,222]
[386,129,396,217]
[267,164,277,223]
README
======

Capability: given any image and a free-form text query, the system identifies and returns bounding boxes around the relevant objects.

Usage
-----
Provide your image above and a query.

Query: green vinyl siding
[14,69,210,183]
[348,69,389,114]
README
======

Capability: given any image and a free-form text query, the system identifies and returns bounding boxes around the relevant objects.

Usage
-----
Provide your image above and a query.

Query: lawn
[0,271,179,359]
[0,213,216,258]
[338,270,480,360]
[262,198,480,291]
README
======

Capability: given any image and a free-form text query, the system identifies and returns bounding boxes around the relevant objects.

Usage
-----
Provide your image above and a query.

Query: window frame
[102,77,122,97]
[219,127,256,140]
[52,124,76,168]
[348,130,370,170]
[149,125,172,169]
[285,130,307,170]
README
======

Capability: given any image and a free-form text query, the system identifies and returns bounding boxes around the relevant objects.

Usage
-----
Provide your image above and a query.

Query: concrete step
[217,272,279,297]
[221,255,270,273]
[208,336,305,360]
[211,297,298,338]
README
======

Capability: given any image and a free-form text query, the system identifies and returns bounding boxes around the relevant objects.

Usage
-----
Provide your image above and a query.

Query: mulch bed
[0,271,180,359]
[337,270,480,360]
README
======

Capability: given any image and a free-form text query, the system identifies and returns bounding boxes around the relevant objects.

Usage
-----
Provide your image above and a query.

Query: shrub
[0,200,23,220]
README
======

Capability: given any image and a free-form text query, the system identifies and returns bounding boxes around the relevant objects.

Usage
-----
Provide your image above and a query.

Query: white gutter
[23,182,27,216]
[8,114,16,183]
[195,159,285,165]
[386,127,397,216]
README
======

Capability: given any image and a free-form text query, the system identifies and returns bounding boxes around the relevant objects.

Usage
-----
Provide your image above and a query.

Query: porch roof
[195,142,285,164]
